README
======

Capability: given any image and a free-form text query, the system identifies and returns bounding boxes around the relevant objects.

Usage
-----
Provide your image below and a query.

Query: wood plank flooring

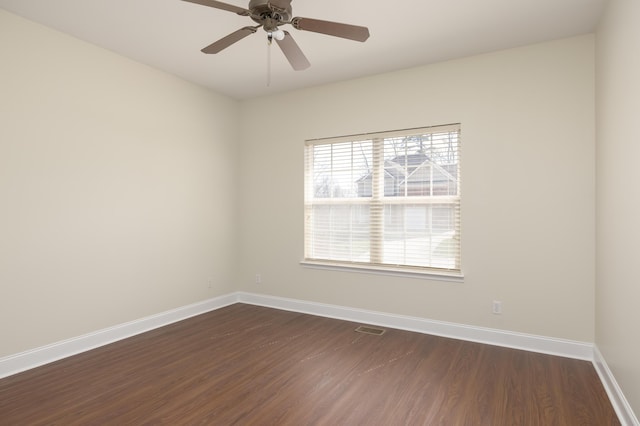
[0,304,620,425]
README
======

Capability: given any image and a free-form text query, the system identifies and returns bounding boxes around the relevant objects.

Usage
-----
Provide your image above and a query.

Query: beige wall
[596,0,640,416]
[1,8,599,360]
[238,35,596,342]
[0,10,240,357]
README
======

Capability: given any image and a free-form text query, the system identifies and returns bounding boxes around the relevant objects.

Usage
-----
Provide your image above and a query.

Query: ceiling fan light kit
[182,0,370,70]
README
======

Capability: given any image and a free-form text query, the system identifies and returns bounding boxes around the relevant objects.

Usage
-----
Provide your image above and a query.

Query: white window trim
[300,259,464,282]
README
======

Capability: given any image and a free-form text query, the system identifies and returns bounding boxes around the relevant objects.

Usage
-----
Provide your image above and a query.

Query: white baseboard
[0,293,237,379]
[593,346,640,426]
[3,291,634,422]
[236,292,594,360]
[0,291,594,379]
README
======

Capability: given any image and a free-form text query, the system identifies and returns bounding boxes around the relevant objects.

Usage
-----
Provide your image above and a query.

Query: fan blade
[276,31,310,70]
[291,17,370,42]
[202,26,257,54]
[182,0,250,16]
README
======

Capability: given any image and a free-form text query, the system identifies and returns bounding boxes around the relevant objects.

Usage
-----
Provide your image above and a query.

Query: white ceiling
[0,0,606,100]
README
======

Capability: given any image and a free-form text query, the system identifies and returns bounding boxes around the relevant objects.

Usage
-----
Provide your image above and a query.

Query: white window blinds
[304,124,461,274]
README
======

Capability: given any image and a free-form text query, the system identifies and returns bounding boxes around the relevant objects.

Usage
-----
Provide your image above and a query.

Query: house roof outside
[357,153,458,197]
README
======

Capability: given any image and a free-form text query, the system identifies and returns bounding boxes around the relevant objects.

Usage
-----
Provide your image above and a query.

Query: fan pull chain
[267,34,273,87]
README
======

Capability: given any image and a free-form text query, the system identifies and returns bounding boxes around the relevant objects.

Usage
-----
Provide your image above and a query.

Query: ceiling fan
[182,0,370,70]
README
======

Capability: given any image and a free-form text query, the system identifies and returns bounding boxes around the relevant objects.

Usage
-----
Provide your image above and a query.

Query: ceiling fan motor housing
[248,0,292,30]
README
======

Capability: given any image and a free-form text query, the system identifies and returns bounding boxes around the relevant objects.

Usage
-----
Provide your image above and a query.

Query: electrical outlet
[208,278,213,289]
[255,274,261,284]
[492,300,502,315]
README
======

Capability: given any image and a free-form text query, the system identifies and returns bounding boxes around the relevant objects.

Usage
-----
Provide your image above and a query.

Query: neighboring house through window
[303,124,461,277]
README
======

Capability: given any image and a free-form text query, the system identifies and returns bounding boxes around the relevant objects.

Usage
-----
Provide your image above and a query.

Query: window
[304,124,461,277]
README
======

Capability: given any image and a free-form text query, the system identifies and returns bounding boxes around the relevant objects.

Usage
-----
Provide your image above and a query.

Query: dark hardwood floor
[0,304,620,425]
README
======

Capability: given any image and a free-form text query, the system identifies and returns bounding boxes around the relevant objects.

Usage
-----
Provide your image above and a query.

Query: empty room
[0,0,638,424]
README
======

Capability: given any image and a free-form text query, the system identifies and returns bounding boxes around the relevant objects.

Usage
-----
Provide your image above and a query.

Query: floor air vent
[355,325,386,336]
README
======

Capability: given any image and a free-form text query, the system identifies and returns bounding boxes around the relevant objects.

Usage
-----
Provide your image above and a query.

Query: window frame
[302,124,463,281]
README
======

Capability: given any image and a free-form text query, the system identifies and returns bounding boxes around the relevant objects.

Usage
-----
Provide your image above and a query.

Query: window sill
[299,260,464,283]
